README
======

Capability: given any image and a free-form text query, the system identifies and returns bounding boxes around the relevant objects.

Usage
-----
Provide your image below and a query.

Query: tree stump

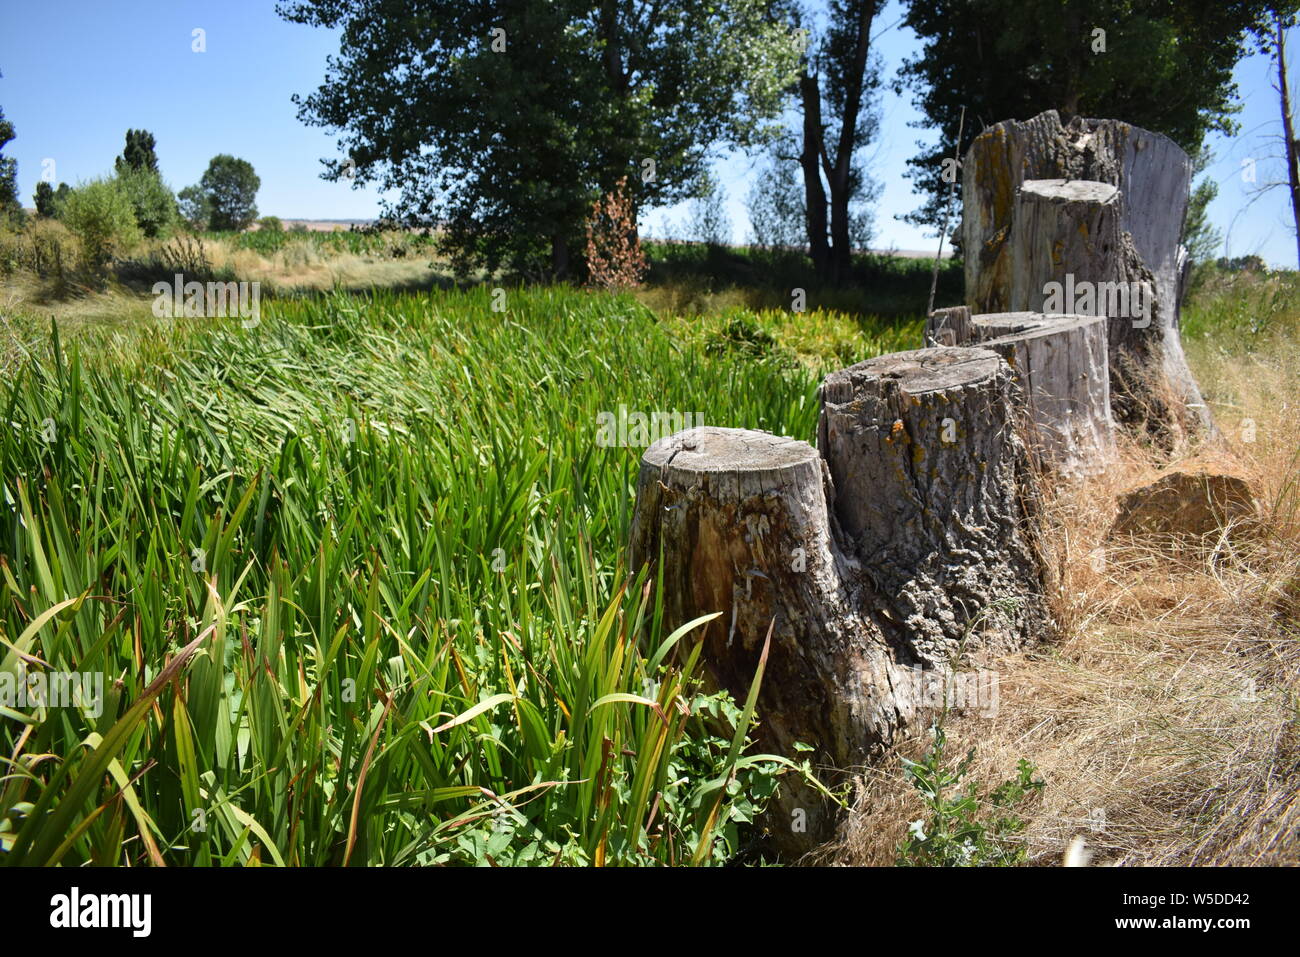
[962,111,1212,445]
[970,312,1116,477]
[628,386,1053,852]
[627,427,893,850]
[817,347,1051,665]
[924,305,973,346]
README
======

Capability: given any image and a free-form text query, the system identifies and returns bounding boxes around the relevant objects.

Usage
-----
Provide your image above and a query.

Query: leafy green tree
[897,0,1280,231]
[60,178,142,273]
[177,184,211,231]
[114,129,160,175]
[279,0,802,278]
[796,0,884,278]
[195,155,259,231]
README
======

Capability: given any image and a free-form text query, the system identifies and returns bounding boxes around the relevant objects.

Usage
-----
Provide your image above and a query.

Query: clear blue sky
[2,0,1297,264]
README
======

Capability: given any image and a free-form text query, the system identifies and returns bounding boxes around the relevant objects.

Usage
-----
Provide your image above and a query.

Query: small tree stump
[817,347,1051,665]
[971,312,1116,477]
[627,427,891,849]
[924,305,973,346]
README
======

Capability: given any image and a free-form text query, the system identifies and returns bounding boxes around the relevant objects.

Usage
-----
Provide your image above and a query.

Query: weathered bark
[818,347,1052,665]
[962,112,1211,444]
[924,305,973,346]
[628,427,890,850]
[628,360,1053,851]
[970,312,1116,477]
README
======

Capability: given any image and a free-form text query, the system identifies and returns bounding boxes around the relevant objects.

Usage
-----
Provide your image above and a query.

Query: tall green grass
[0,285,879,866]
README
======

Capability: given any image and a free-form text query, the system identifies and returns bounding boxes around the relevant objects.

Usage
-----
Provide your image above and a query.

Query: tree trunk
[551,232,570,280]
[970,312,1116,477]
[960,111,1210,444]
[818,347,1051,664]
[1276,14,1300,269]
[629,349,1053,852]
[799,73,832,279]
[1006,176,1208,447]
[826,0,879,282]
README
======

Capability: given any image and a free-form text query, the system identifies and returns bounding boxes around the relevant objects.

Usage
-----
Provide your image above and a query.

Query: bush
[584,177,647,289]
[60,178,142,274]
[116,167,178,238]
[258,215,283,232]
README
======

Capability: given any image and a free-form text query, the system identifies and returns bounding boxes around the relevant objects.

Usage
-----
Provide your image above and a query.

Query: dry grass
[826,318,1300,867]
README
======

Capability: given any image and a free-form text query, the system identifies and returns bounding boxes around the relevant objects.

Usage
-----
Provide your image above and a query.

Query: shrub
[116,167,178,238]
[584,177,647,289]
[60,178,142,274]
[258,215,283,232]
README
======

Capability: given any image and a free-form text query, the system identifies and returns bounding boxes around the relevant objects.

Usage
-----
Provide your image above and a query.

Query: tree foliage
[0,104,21,224]
[114,128,160,175]
[116,167,177,238]
[898,0,1280,231]
[279,0,803,278]
[195,154,260,231]
[60,178,141,273]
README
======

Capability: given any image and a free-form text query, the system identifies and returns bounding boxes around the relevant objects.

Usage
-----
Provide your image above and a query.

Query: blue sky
[1,0,1297,264]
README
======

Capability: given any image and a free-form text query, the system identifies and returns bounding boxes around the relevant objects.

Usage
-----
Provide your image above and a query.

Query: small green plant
[896,724,1044,867]
[896,595,1043,866]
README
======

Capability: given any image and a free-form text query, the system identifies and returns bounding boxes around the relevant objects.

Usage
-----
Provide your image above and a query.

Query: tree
[177,184,211,231]
[33,180,56,218]
[117,166,178,238]
[757,0,882,278]
[685,172,732,245]
[746,158,807,249]
[194,155,259,232]
[114,129,160,175]
[1183,147,1223,264]
[0,103,21,224]
[898,0,1280,232]
[279,0,802,279]
[801,0,884,279]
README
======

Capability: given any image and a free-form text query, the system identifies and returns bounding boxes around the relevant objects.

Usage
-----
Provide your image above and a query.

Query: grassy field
[0,242,1296,866]
[0,280,882,866]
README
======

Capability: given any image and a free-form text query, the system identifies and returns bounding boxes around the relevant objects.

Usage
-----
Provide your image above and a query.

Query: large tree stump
[962,111,1212,445]
[817,347,1051,664]
[970,312,1116,477]
[628,362,1053,852]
